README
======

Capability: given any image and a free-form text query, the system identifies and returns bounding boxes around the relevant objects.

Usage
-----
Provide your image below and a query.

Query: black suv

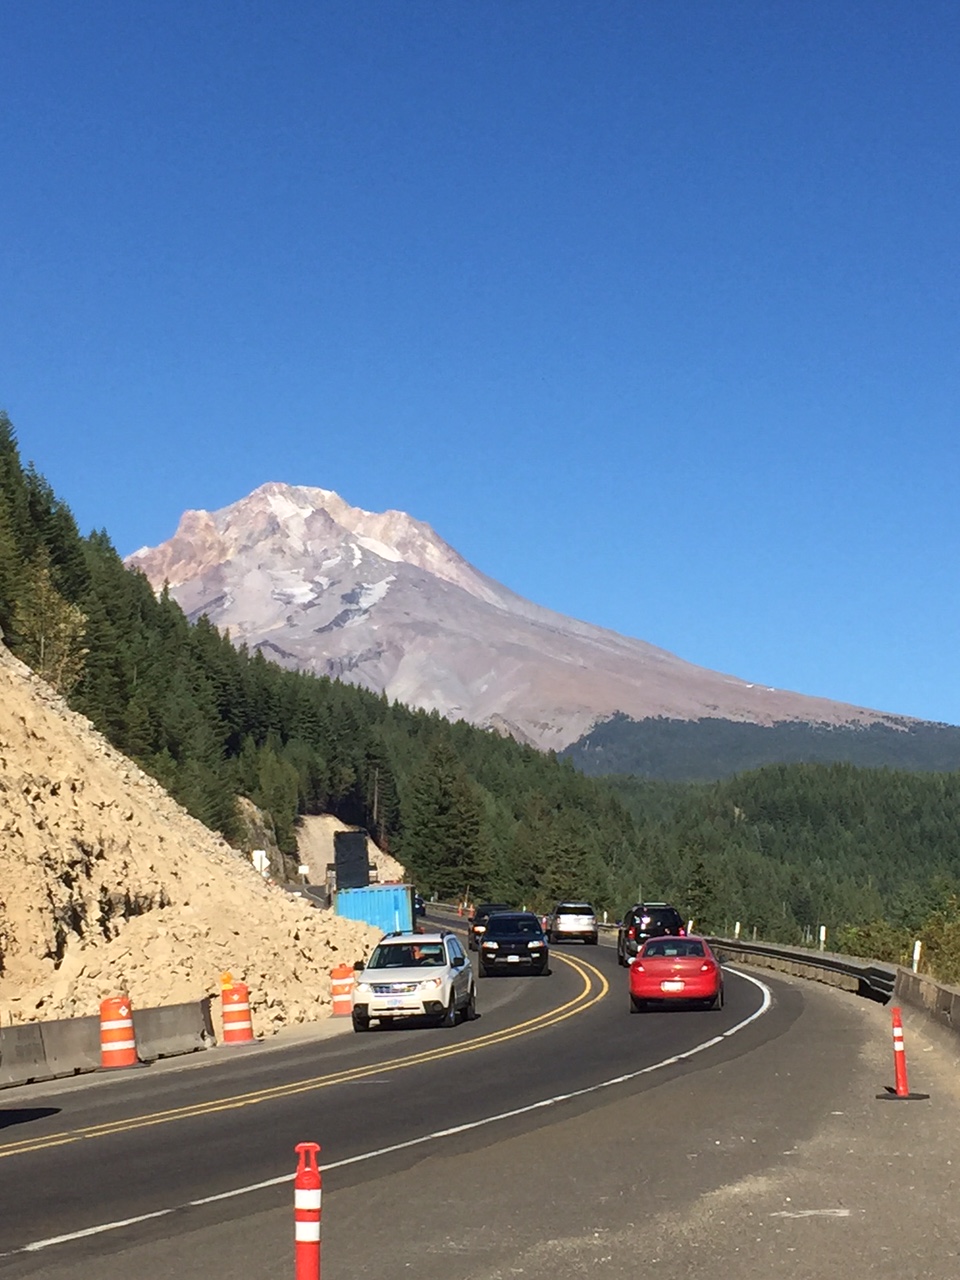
[617,902,685,966]
[477,912,549,977]
[467,902,514,950]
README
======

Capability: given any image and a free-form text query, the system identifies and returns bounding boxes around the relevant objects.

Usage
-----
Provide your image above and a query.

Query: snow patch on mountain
[356,534,403,563]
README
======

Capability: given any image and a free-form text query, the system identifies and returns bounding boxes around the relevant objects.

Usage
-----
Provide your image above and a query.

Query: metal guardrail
[702,937,896,1004]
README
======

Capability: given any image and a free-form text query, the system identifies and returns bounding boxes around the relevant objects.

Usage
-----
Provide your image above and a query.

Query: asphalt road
[1,921,957,1279]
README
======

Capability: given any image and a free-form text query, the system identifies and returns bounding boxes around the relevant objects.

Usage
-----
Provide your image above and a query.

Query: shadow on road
[0,1106,61,1130]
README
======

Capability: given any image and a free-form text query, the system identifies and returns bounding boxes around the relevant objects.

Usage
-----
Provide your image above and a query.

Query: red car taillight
[678,927,686,936]
[700,962,715,973]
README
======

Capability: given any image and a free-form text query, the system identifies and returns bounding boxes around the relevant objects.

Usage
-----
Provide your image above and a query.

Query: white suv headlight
[419,976,444,990]
[355,982,372,994]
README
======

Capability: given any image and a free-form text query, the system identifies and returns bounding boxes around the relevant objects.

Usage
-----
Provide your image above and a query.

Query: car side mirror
[353,959,365,971]
[452,955,466,968]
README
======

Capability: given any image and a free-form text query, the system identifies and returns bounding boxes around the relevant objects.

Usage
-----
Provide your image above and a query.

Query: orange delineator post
[294,1142,322,1280]
[877,1005,929,1101]
[892,1006,910,1097]
[221,976,255,1044]
[330,964,354,1017]
[99,995,139,1069]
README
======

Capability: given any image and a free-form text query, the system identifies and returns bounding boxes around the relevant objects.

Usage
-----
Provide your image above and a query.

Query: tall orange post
[294,1142,322,1280]
[877,1006,929,1101]
[99,995,139,1069]
[892,1006,910,1097]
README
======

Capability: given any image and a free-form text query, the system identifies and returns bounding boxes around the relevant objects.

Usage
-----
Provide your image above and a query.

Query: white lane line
[770,1209,853,1218]
[21,1211,173,1252]
[5,969,772,1257]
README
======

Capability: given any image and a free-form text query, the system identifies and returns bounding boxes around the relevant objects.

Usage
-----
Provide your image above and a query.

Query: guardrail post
[294,1142,322,1280]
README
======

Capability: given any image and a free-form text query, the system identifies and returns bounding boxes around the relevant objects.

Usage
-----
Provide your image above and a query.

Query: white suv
[351,930,476,1030]
[547,902,599,945]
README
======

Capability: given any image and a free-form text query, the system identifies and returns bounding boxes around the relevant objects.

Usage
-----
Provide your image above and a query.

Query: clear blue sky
[2,2,958,725]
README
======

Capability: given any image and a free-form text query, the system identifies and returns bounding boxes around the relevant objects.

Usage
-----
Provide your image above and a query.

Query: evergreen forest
[564,711,960,781]
[3,410,960,980]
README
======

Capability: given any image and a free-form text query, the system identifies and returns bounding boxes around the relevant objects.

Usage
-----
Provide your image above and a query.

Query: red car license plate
[660,980,684,992]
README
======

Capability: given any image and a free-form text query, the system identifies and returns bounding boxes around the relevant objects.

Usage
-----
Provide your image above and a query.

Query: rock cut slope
[0,639,380,1029]
[128,482,906,749]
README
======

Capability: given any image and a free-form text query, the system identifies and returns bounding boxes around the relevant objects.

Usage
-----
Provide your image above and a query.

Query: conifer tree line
[4,409,960,978]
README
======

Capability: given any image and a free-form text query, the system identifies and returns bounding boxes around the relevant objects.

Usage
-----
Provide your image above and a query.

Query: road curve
[8,921,952,1280]
[0,924,777,1267]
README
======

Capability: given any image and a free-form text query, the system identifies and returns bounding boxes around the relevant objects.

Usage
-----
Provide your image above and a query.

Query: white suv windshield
[368,942,446,968]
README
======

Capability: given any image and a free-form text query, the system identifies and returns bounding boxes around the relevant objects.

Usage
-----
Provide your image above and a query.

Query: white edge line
[7,968,772,1256]
[21,1210,173,1252]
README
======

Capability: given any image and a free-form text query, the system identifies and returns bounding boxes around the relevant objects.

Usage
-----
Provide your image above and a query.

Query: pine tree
[402,741,490,899]
[13,545,88,695]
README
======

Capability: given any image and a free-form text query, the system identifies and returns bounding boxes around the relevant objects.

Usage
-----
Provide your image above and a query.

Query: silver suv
[547,902,599,945]
[352,930,476,1030]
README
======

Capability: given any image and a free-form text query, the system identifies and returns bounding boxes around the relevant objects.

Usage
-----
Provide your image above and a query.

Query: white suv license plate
[384,997,406,1007]
[661,980,684,992]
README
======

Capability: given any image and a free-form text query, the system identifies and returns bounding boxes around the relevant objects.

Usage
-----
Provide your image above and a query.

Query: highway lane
[4,920,957,1280]
[0,929,779,1269]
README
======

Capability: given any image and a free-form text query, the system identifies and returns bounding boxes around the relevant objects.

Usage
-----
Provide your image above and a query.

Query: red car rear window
[642,939,706,958]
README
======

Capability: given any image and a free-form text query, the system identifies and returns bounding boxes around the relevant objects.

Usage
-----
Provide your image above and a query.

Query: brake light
[627,926,636,940]
[678,927,686,936]
[700,962,715,973]
[632,961,644,972]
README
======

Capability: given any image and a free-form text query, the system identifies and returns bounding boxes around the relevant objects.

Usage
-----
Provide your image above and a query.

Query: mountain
[126,482,909,751]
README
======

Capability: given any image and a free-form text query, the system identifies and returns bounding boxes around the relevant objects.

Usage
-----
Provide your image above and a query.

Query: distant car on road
[351,929,476,1030]
[414,892,426,917]
[546,901,598,945]
[468,902,514,950]
[628,936,723,1012]
[617,902,685,966]
[478,912,550,977]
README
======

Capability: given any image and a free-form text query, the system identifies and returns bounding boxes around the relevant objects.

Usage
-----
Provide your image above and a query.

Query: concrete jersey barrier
[0,997,217,1090]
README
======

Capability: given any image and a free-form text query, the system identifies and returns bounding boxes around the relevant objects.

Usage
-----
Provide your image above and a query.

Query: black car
[617,902,686,966]
[413,892,426,918]
[467,901,514,950]
[478,912,550,976]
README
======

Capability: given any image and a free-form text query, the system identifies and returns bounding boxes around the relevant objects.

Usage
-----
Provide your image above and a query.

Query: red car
[628,935,724,1012]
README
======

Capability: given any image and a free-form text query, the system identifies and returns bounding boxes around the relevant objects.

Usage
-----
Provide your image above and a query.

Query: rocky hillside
[127,482,907,750]
[0,639,381,1032]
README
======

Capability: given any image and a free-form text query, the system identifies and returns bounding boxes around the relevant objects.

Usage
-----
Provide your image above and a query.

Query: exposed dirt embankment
[0,642,381,1031]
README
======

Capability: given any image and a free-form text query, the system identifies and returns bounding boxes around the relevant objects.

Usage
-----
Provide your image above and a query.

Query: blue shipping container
[335,885,414,936]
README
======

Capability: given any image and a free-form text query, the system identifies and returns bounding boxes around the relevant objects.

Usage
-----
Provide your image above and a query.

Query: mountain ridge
[127,482,912,750]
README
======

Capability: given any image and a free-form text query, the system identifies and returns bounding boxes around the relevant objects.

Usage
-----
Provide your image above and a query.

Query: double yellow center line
[0,952,609,1160]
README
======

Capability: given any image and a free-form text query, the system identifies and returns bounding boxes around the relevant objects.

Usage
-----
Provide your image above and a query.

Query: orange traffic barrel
[330,964,355,1017]
[221,979,255,1044]
[99,995,139,1069]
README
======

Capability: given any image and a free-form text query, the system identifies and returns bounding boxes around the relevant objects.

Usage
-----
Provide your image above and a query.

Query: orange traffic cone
[330,964,355,1017]
[220,972,255,1045]
[99,994,140,1069]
